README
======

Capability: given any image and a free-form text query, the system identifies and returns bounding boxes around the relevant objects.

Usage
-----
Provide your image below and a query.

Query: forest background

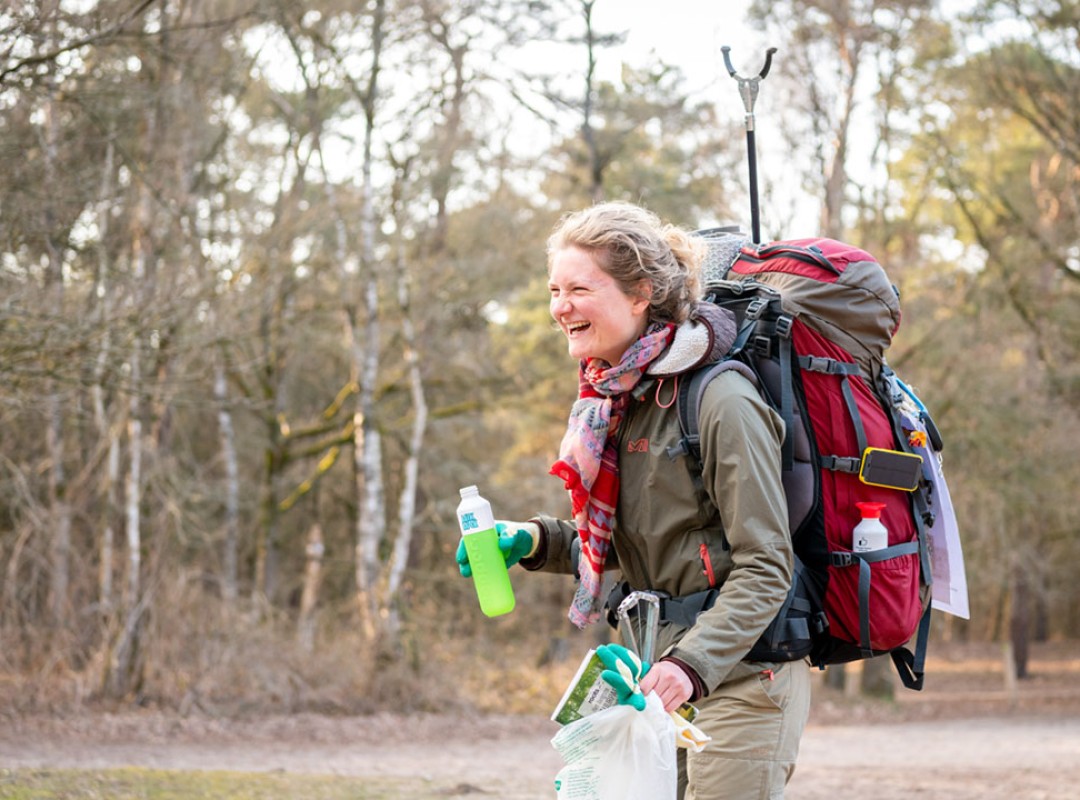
[1,0,1077,716]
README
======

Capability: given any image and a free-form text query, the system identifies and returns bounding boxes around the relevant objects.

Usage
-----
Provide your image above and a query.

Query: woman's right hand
[455,521,539,577]
[639,659,695,713]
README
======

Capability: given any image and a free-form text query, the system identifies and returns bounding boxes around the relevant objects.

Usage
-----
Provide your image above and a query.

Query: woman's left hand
[638,659,693,712]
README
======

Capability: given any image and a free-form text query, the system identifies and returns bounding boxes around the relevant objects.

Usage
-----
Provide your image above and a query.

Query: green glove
[597,643,650,712]
[455,521,538,578]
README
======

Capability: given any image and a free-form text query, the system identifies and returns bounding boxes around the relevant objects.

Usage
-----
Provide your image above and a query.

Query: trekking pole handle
[758,47,777,79]
[721,45,778,80]
[721,46,779,120]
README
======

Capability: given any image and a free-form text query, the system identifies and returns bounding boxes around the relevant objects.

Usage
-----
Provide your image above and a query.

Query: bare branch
[0,0,159,86]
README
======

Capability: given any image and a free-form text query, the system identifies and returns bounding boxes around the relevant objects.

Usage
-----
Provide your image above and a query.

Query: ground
[2,642,1079,799]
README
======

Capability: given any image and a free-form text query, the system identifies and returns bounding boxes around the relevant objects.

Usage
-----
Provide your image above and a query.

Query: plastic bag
[551,692,677,800]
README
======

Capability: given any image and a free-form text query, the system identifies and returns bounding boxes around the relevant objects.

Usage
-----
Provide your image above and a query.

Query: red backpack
[674,234,944,690]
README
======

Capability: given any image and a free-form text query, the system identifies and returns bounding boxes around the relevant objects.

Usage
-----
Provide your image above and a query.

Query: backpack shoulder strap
[667,359,759,463]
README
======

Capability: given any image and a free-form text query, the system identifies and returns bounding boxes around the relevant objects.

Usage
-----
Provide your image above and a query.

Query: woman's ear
[631,280,652,315]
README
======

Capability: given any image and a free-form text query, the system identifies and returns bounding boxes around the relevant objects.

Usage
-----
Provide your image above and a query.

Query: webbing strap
[830,542,919,657]
[819,455,860,473]
[879,369,936,602]
[659,588,720,629]
[798,356,860,376]
[778,335,795,470]
[728,315,757,355]
[797,355,868,466]
[890,605,932,690]
[912,487,934,579]
[756,580,810,650]
[840,374,869,456]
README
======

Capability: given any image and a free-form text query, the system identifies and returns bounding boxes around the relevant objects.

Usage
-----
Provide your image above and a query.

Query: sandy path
[2,712,1079,799]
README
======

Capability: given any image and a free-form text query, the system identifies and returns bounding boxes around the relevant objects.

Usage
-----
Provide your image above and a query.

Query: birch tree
[351,0,388,643]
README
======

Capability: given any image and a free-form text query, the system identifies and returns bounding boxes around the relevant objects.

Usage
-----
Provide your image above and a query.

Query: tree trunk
[41,48,72,628]
[252,271,293,608]
[1010,568,1031,680]
[254,410,284,607]
[297,524,324,653]
[113,336,144,697]
[860,655,895,700]
[215,349,241,604]
[109,89,157,697]
[824,664,845,691]
[93,135,118,612]
[819,40,861,240]
[353,0,387,644]
[421,3,468,254]
[384,198,429,627]
[581,0,604,203]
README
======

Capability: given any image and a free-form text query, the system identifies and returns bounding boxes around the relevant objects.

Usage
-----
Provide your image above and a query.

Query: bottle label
[458,501,495,534]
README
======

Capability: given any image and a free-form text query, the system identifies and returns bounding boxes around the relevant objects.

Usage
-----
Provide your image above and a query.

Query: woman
[459,202,811,799]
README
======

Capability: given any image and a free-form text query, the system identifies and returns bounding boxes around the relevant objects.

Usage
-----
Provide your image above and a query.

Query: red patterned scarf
[550,324,675,627]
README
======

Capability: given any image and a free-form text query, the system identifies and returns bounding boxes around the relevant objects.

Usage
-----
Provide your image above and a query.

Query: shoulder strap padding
[672,360,759,463]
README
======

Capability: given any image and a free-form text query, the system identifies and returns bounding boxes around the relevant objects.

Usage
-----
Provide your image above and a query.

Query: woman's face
[548,246,651,366]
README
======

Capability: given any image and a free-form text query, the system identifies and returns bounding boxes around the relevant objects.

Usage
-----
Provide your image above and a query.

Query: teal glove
[455,521,538,578]
[597,643,650,712]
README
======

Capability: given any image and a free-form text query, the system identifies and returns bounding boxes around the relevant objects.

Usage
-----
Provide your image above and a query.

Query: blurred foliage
[0,0,1078,713]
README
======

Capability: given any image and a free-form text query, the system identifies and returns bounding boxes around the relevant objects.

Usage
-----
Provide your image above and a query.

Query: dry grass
[3,570,1078,726]
[0,767,430,799]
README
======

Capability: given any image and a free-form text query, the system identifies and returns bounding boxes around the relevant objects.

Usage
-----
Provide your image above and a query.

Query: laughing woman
[458,202,811,799]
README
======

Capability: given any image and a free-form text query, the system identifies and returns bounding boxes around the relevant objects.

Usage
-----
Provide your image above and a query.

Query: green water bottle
[457,485,516,617]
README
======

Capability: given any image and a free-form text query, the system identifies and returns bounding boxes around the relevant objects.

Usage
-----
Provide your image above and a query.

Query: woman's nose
[550,294,570,318]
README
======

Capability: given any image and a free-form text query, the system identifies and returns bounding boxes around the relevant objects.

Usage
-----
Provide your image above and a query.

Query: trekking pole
[721,45,778,244]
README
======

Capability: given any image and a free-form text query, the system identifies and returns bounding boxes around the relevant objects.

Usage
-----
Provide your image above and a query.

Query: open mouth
[566,321,590,336]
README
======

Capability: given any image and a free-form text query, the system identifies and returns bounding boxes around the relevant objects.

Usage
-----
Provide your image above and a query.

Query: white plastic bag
[551,692,677,800]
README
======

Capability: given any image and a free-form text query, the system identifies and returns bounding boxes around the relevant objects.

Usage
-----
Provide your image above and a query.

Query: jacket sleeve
[519,514,579,574]
[666,370,793,693]
[519,514,620,576]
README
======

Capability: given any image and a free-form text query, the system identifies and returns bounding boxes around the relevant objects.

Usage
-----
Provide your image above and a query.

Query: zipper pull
[699,543,717,588]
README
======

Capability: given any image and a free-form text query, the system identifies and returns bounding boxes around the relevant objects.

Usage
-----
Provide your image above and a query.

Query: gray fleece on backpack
[649,302,737,377]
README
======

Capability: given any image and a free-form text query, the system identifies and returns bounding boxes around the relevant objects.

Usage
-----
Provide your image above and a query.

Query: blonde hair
[546,202,704,324]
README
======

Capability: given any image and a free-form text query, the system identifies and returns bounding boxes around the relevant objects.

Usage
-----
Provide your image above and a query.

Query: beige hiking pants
[678,658,812,800]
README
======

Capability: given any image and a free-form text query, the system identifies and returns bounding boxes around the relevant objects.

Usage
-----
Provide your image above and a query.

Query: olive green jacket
[524,309,793,694]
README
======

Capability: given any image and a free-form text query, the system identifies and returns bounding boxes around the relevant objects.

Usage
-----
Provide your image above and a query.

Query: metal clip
[616,591,663,663]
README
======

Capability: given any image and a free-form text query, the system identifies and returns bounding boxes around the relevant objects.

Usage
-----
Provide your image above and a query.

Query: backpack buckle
[666,438,693,461]
[753,335,773,358]
[745,297,767,320]
[774,314,793,339]
[821,455,861,473]
[830,552,856,568]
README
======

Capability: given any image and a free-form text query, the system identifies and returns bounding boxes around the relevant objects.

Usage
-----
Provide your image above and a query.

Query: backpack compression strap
[831,543,920,659]
[740,295,797,470]
[890,606,931,691]
[798,355,867,474]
